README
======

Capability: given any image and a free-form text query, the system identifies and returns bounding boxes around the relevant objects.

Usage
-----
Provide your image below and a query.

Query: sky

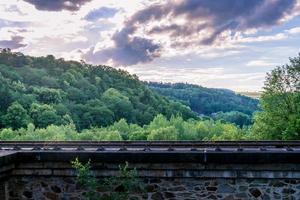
[0,0,300,92]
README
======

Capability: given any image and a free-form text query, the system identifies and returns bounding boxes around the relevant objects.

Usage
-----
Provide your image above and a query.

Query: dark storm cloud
[23,0,92,11]
[84,27,161,66]
[85,0,297,66]
[84,7,119,21]
[0,36,26,49]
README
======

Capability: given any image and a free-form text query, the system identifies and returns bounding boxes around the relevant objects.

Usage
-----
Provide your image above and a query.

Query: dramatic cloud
[130,0,297,45]
[0,36,26,49]
[86,0,298,66]
[23,0,92,11]
[1,0,300,91]
[84,7,119,21]
[84,27,161,65]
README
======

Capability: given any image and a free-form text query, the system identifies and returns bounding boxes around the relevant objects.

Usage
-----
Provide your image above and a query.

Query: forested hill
[147,82,259,116]
[0,49,197,130]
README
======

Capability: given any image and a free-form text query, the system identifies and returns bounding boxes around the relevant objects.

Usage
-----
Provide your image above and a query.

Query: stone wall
[6,177,300,200]
[1,146,300,200]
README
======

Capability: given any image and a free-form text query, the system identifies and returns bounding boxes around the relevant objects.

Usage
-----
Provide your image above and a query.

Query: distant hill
[0,49,197,130]
[147,82,259,116]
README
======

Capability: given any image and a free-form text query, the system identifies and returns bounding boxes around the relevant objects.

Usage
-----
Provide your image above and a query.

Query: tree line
[147,82,258,127]
[0,48,299,140]
[0,48,196,131]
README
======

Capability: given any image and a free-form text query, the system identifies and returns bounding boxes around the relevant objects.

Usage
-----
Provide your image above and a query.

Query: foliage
[71,158,98,200]
[2,49,298,141]
[29,103,61,128]
[147,126,179,140]
[147,82,259,116]
[2,102,31,130]
[71,159,143,200]
[0,49,197,130]
[0,115,253,141]
[211,111,252,127]
[252,54,300,140]
[102,162,142,200]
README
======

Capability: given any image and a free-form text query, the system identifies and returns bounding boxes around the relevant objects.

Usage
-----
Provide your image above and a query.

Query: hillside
[0,49,197,130]
[147,82,259,116]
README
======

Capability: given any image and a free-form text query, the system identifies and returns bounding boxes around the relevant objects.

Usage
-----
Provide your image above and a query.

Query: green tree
[102,88,134,121]
[35,87,64,104]
[211,123,244,141]
[252,54,300,139]
[82,105,114,128]
[30,103,61,128]
[147,126,179,140]
[0,74,13,112]
[3,102,31,129]
[128,130,149,140]
[98,130,122,141]
[212,111,252,127]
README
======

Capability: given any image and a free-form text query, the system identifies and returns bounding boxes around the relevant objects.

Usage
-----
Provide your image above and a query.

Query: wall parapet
[1,141,300,199]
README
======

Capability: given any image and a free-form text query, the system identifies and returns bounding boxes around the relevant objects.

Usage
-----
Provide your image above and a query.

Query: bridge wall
[2,161,300,200]
[6,176,299,200]
[0,142,300,200]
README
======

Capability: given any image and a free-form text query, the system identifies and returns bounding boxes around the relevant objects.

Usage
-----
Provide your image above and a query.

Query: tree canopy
[1,48,299,141]
[147,82,258,127]
[252,54,300,140]
[0,49,197,130]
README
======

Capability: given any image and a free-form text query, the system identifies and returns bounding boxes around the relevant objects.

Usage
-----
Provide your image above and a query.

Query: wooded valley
[0,49,299,140]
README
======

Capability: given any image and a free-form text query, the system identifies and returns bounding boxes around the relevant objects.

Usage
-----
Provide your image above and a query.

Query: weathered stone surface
[168,186,185,191]
[164,191,175,198]
[41,181,48,187]
[270,180,287,187]
[223,194,234,200]
[282,187,296,194]
[249,188,262,198]
[51,185,62,193]
[217,184,235,193]
[206,186,217,191]
[146,184,157,192]
[6,177,300,200]
[235,193,248,199]
[206,194,218,199]
[23,190,33,198]
[44,192,59,200]
[151,192,164,200]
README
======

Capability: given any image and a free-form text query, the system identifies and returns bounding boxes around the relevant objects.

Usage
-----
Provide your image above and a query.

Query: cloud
[84,7,119,21]
[23,0,92,11]
[0,19,30,28]
[0,36,26,49]
[83,27,161,66]
[130,0,296,45]
[246,60,279,67]
[237,33,288,43]
[85,0,298,66]
[119,65,265,91]
[286,26,300,34]
[4,5,26,15]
